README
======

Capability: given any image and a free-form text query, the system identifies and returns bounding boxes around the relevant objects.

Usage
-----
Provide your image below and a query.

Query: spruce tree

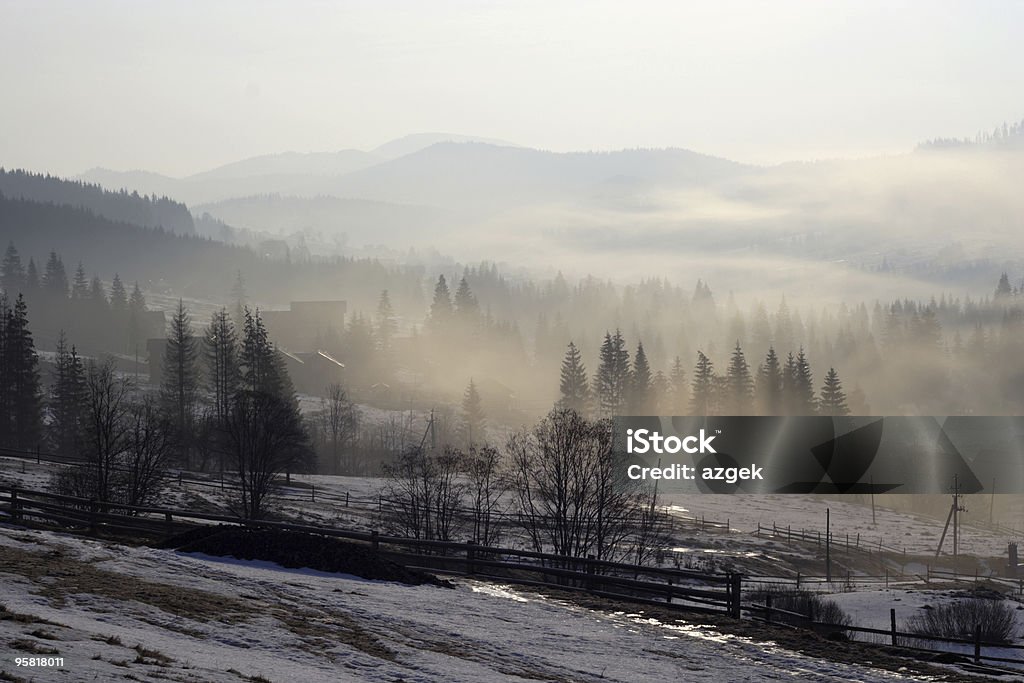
[161,300,199,463]
[428,275,453,333]
[204,309,239,426]
[461,379,486,447]
[558,341,589,414]
[42,251,68,300]
[2,294,42,449]
[756,346,783,415]
[1,243,25,296]
[127,282,147,361]
[690,351,716,415]
[71,263,89,300]
[668,356,687,414]
[595,329,630,417]
[49,331,87,456]
[110,274,128,314]
[454,276,479,322]
[792,347,817,414]
[629,341,652,414]
[819,367,850,416]
[725,341,753,414]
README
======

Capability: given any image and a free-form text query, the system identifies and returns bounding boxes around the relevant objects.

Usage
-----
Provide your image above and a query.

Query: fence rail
[4,470,1024,670]
[0,484,741,617]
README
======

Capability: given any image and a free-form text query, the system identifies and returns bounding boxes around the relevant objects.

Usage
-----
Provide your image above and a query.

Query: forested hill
[0,168,195,234]
[0,194,422,313]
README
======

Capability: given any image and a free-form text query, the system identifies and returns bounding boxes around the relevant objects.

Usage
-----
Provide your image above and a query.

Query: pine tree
[231,270,247,332]
[110,274,128,314]
[428,275,453,333]
[42,251,68,300]
[127,282,147,361]
[595,330,630,417]
[819,367,850,416]
[204,309,239,426]
[2,294,42,449]
[25,258,39,296]
[1,243,25,296]
[461,379,486,447]
[725,341,753,414]
[996,272,1013,299]
[756,346,783,415]
[690,351,716,415]
[241,307,278,395]
[454,276,479,322]
[792,347,817,414]
[558,341,589,414]
[71,263,89,300]
[161,300,199,463]
[629,341,652,414]
[49,331,87,456]
[668,356,687,413]
[376,289,397,352]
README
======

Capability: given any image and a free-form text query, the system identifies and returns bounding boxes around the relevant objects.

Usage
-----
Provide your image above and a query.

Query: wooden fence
[0,484,741,617]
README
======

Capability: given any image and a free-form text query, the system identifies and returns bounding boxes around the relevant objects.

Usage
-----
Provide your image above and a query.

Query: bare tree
[123,396,174,508]
[381,444,467,541]
[82,358,134,504]
[224,390,308,519]
[464,445,507,546]
[317,383,359,474]
[508,408,640,561]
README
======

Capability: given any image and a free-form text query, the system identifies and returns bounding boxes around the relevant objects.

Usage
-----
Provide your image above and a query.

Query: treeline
[0,168,195,234]
[556,332,858,417]
[918,118,1024,150]
[0,194,424,315]
[1,242,150,353]
[0,289,311,519]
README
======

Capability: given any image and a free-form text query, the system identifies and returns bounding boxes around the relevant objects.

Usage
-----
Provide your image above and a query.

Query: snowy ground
[0,524,980,683]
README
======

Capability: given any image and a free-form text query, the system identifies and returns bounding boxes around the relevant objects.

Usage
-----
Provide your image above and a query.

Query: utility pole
[935,474,967,557]
[826,507,831,582]
[870,475,876,526]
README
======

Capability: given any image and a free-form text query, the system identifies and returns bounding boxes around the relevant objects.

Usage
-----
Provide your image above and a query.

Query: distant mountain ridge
[0,167,194,234]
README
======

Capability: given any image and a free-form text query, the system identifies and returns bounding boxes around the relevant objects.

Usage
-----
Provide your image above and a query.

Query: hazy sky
[2,0,1023,177]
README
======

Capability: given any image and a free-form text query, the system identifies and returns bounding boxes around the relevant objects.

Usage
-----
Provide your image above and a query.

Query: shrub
[748,587,852,629]
[904,598,1018,644]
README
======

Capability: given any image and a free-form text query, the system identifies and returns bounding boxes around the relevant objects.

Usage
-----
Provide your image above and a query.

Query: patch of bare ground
[0,544,253,623]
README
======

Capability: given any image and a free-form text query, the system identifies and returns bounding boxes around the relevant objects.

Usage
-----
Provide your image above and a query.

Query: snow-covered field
[0,524,968,682]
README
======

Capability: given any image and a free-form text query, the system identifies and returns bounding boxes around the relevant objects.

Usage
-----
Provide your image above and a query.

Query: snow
[0,524,943,682]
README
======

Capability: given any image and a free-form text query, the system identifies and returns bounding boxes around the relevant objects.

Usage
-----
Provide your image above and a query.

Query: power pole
[826,507,831,582]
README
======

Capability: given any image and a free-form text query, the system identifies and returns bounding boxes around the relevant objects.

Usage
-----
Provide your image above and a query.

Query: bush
[904,598,1018,644]
[748,587,852,629]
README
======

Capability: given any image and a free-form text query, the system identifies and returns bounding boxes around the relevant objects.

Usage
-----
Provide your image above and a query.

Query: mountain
[371,133,519,160]
[189,149,381,180]
[329,142,749,208]
[0,168,194,234]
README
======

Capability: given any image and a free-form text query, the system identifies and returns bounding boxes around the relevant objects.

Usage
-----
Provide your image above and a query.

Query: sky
[2,0,1023,177]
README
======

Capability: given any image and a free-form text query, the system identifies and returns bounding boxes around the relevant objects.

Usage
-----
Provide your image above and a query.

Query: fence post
[89,498,98,532]
[729,573,742,618]
[666,578,674,604]
[765,593,772,625]
[466,540,476,575]
[796,571,801,589]
[164,511,173,535]
[371,530,379,552]
[345,491,349,507]
[586,554,596,592]
[974,624,981,663]
[10,487,20,523]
